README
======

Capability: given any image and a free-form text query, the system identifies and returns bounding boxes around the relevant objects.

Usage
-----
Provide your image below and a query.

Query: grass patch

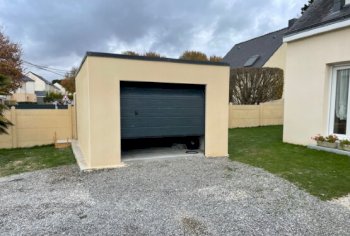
[229,126,350,200]
[0,145,76,177]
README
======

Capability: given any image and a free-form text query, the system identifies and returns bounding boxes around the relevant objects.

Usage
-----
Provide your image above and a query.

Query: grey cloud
[0,0,304,80]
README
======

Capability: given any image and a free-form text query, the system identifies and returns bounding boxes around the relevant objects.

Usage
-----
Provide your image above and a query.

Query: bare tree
[209,55,223,62]
[144,52,161,58]
[179,51,208,61]
[122,51,140,56]
[229,68,284,105]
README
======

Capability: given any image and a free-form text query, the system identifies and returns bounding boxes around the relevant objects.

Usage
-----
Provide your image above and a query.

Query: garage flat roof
[78,51,229,73]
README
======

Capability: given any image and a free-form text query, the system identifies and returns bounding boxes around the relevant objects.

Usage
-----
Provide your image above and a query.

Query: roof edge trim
[284,18,350,43]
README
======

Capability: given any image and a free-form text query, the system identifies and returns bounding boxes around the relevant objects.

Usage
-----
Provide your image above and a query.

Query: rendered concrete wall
[284,27,350,145]
[264,43,287,71]
[75,55,230,169]
[75,61,91,164]
[0,106,73,148]
[229,100,284,128]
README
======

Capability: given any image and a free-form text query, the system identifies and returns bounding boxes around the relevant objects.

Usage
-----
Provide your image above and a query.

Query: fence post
[10,106,18,148]
[68,105,73,140]
[259,103,263,126]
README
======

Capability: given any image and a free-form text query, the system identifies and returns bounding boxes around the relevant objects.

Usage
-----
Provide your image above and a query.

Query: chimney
[288,18,298,28]
[333,0,345,11]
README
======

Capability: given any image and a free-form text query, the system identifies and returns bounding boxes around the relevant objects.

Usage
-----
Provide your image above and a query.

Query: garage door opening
[120,81,205,161]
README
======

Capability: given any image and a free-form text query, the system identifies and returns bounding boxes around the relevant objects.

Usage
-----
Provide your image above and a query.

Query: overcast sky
[0,0,305,81]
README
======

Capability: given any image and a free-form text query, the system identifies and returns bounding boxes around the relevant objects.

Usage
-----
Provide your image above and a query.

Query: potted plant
[312,134,338,148]
[339,139,350,151]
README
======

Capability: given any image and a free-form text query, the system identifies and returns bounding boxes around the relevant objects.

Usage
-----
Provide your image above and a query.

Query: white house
[27,72,60,94]
[10,75,37,102]
[54,82,67,95]
[26,72,61,103]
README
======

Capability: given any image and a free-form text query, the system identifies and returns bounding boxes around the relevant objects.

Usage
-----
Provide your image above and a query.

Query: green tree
[301,0,314,14]
[44,91,63,103]
[179,51,208,61]
[0,74,13,134]
[229,68,284,105]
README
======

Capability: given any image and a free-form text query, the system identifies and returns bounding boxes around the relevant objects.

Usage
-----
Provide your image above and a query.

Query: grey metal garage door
[120,82,205,139]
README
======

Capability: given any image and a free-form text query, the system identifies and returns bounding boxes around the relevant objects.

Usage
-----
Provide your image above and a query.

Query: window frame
[329,65,350,138]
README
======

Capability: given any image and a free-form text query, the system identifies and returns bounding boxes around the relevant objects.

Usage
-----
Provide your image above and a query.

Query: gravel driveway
[1,157,349,235]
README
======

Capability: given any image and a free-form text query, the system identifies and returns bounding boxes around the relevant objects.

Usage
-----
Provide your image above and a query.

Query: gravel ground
[0,157,350,236]
[331,194,350,210]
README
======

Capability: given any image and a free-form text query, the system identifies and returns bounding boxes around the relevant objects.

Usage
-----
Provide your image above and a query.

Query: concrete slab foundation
[122,147,204,162]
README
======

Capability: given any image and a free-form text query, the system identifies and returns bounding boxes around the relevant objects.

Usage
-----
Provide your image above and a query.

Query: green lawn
[0,145,76,177]
[229,126,350,200]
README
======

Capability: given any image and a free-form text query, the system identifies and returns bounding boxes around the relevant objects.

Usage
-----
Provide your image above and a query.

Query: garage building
[74,52,230,169]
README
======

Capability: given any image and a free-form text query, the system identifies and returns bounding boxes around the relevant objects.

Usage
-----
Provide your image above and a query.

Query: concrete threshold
[308,145,350,157]
[122,147,204,162]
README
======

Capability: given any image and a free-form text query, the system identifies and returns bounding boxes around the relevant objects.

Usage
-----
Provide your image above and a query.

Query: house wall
[27,73,47,91]
[54,83,66,94]
[76,56,230,169]
[16,81,35,94]
[11,93,37,103]
[12,81,36,102]
[264,43,287,71]
[283,27,350,145]
[28,82,35,94]
[0,106,74,148]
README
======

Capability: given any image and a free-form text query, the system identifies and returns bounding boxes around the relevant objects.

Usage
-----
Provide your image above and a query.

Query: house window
[330,66,350,136]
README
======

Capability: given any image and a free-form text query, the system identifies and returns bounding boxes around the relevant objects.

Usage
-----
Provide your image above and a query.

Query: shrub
[229,67,284,104]
[44,92,63,103]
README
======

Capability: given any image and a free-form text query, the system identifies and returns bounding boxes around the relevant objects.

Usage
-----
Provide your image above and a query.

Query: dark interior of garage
[120,81,205,160]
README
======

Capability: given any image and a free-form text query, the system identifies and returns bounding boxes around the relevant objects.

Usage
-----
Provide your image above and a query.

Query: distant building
[54,82,67,95]
[26,72,61,104]
[223,19,297,71]
[27,72,59,94]
[9,75,37,102]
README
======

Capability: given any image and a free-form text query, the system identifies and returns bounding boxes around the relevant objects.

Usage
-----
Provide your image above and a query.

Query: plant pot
[340,144,350,152]
[317,141,337,149]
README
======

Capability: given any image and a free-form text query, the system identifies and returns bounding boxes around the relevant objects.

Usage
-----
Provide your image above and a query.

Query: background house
[26,71,61,103]
[223,19,297,71]
[9,75,37,102]
[27,72,59,93]
[53,82,67,95]
[283,0,350,145]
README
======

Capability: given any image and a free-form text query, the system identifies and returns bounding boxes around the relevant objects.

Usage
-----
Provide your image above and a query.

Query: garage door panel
[121,127,204,139]
[121,98,203,109]
[121,82,205,139]
[121,117,204,127]
[121,108,204,117]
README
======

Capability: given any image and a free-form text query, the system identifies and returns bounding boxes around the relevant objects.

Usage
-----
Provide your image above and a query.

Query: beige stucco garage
[74,52,230,169]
